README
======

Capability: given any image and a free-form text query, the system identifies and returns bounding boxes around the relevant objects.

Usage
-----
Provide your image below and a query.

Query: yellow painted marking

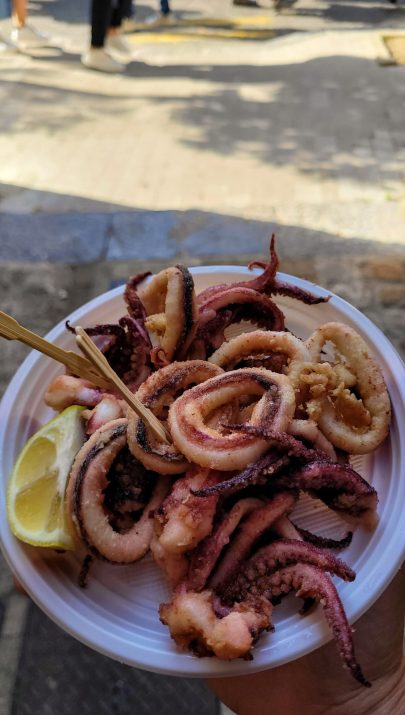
[129,32,193,44]
[383,35,405,65]
[127,15,275,44]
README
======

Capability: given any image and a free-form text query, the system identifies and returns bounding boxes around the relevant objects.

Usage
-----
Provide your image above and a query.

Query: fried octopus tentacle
[192,451,290,498]
[124,272,152,318]
[210,492,297,591]
[168,368,296,471]
[196,235,278,305]
[291,523,353,551]
[66,418,169,563]
[289,418,337,461]
[69,314,151,392]
[196,287,286,356]
[191,424,327,498]
[223,539,355,603]
[224,423,323,462]
[186,498,264,592]
[197,235,328,306]
[208,330,310,372]
[272,461,378,525]
[306,322,391,454]
[254,563,370,687]
[127,361,223,475]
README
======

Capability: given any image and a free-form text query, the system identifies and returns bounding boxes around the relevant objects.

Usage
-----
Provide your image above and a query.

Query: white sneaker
[81,48,125,73]
[11,24,48,49]
[106,33,134,56]
[0,34,18,52]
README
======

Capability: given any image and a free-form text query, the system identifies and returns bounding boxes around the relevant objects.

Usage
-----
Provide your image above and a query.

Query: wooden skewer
[0,311,111,390]
[75,326,171,444]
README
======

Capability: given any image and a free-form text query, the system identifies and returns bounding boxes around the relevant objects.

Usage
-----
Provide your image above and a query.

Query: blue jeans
[160,0,170,14]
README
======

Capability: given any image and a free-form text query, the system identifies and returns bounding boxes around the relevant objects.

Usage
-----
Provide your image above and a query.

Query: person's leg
[105,0,134,54]
[160,0,170,15]
[82,0,125,72]
[12,0,26,27]
[145,0,171,23]
[11,0,47,46]
[121,0,134,20]
[91,0,112,48]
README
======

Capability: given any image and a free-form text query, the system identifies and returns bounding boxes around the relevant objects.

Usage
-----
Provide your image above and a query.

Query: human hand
[206,564,405,715]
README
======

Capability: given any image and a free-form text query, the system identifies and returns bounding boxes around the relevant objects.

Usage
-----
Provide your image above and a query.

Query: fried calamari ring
[138,265,198,367]
[305,322,391,454]
[209,330,310,371]
[127,361,223,474]
[66,419,169,563]
[168,368,296,471]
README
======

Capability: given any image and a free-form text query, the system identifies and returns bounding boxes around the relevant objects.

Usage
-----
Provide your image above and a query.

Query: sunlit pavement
[0,0,404,245]
[0,1,405,714]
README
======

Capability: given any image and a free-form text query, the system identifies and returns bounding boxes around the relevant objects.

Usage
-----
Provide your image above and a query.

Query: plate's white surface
[1,267,405,677]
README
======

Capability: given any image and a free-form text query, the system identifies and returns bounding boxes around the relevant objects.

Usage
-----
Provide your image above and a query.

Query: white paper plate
[1,267,405,678]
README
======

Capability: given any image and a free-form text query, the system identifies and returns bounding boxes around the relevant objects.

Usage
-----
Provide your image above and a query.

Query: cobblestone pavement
[0,0,405,714]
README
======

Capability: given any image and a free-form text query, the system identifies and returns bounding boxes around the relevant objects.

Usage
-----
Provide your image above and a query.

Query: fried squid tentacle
[252,563,370,687]
[198,287,286,345]
[291,523,353,551]
[168,368,296,471]
[197,235,328,306]
[272,461,378,525]
[289,418,337,461]
[223,539,355,603]
[210,492,297,591]
[187,498,264,591]
[192,451,290,498]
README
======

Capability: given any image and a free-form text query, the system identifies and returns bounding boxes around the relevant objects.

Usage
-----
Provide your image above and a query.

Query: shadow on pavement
[1,184,404,265]
[28,0,200,25]
[293,0,405,25]
[2,54,403,188]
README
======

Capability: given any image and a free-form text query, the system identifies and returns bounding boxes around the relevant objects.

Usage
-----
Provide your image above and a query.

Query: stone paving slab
[0,210,404,265]
[0,213,109,262]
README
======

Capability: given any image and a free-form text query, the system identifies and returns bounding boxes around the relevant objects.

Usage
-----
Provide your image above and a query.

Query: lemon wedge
[7,405,86,550]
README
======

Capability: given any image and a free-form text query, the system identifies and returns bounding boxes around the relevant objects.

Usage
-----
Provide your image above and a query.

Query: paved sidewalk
[0,0,404,244]
[0,1,404,714]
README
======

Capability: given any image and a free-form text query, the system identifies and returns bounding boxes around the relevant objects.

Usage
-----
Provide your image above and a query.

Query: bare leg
[12,0,27,28]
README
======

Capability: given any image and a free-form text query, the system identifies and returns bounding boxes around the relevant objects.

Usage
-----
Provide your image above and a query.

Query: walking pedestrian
[82,0,134,73]
[145,0,172,25]
[10,0,47,48]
